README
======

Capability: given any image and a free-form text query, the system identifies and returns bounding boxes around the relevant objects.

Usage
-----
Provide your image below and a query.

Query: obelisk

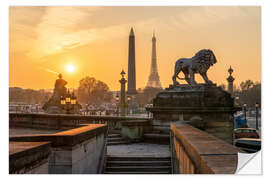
[127,27,137,95]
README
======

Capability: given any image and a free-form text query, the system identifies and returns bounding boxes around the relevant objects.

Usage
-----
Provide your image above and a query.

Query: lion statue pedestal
[146,49,241,144]
[147,84,239,144]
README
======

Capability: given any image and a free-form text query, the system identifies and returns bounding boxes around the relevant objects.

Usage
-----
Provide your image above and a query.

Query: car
[234,128,260,139]
[234,138,261,153]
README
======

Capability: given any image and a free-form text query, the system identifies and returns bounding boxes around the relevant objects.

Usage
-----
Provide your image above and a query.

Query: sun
[66,64,75,73]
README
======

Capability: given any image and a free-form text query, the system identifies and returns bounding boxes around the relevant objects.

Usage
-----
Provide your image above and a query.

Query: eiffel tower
[146,32,162,89]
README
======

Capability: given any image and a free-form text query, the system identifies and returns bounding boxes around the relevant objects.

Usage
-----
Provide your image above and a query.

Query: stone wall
[170,123,243,174]
[9,142,51,174]
[9,124,107,174]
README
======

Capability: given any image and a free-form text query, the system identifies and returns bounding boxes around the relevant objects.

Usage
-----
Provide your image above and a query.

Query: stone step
[143,133,170,144]
[107,141,130,146]
[107,137,124,142]
[108,134,121,138]
[144,133,170,138]
[107,156,171,161]
[107,160,171,166]
[104,170,171,174]
[105,166,171,172]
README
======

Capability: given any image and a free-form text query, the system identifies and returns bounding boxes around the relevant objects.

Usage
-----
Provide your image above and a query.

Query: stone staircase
[104,156,172,174]
[107,133,130,146]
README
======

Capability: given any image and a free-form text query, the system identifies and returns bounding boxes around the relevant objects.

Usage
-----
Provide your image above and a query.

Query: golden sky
[9,6,261,91]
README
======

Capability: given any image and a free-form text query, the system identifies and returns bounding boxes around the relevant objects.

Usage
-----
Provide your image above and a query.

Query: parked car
[234,138,261,153]
[234,128,259,139]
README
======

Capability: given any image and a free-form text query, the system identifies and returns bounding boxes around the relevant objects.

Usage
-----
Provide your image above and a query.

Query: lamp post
[115,94,119,116]
[60,90,77,114]
[71,91,77,114]
[85,104,89,115]
[65,90,71,114]
[127,95,131,115]
[255,102,259,130]
[243,103,247,120]
[227,66,235,96]
[235,96,239,106]
[119,70,127,116]
[60,96,66,113]
[35,104,39,113]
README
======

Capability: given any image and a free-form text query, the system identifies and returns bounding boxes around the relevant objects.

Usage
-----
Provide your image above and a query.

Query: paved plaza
[107,143,170,157]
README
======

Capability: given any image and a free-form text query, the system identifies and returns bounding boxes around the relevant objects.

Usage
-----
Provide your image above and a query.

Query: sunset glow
[66,64,75,73]
[9,6,261,90]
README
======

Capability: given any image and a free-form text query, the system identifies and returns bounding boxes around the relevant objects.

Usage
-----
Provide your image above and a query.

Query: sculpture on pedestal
[146,49,240,144]
[53,73,67,99]
[172,49,217,86]
[43,74,81,114]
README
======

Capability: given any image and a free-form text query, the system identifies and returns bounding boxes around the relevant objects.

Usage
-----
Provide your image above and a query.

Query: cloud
[10,6,259,61]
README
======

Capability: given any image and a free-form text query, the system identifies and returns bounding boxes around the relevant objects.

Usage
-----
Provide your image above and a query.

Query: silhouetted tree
[9,87,52,105]
[234,80,261,107]
[77,76,112,106]
[240,80,254,91]
[136,87,163,107]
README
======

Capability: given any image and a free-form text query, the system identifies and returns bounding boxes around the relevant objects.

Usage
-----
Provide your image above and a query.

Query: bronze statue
[42,73,68,113]
[172,49,217,86]
[53,73,67,99]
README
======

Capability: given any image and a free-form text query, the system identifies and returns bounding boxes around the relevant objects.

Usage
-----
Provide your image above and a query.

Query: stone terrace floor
[107,143,170,157]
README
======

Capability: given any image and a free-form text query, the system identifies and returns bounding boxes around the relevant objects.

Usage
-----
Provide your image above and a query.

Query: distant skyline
[9,6,261,91]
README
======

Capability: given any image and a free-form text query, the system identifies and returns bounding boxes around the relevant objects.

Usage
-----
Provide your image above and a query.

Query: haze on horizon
[9,6,261,91]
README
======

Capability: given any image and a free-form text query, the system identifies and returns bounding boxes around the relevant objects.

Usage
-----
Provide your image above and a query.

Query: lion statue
[172,49,217,86]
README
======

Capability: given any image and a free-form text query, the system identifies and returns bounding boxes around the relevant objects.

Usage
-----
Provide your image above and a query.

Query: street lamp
[85,104,89,115]
[115,94,119,116]
[65,92,71,104]
[60,96,66,113]
[235,96,239,106]
[35,104,39,113]
[127,96,131,102]
[127,95,131,115]
[71,92,77,114]
[71,92,76,105]
[60,96,66,105]
[243,103,247,120]
[255,102,259,130]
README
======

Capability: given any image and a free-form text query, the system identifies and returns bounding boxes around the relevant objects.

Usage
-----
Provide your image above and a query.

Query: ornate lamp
[60,96,66,105]
[65,90,71,103]
[116,94,119,102]
[71,92,77,105]
[127,95,131,102]
[255,102,259,108]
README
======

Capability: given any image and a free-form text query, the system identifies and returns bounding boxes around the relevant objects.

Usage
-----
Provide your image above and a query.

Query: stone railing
[9,141,51,174]
[10,124,107,174]
[9,113,150,132]
[170,123,241,174]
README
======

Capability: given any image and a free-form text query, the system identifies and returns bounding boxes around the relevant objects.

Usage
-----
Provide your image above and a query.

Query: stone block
[147,84,239,143]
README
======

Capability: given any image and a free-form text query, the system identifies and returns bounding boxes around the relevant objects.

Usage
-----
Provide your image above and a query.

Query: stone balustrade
[9,142,51,174]
[9,113,150,132]
[10,124,107,174]
[170,123,242,174]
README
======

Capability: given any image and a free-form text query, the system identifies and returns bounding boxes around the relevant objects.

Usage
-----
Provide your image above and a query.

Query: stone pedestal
[146,84,240,144]
[120,120,151,142]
